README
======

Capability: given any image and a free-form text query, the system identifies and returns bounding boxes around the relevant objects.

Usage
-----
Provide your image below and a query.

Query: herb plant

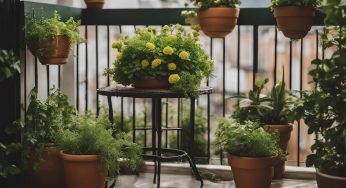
[105,25,213,97]
[0,49,20,82]
[270,0,322,10]
[191,0,241,11]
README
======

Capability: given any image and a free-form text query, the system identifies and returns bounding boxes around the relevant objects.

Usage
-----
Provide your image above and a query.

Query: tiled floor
[115,173,317,188]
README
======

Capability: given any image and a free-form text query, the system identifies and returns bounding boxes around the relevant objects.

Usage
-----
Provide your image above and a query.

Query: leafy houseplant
[295,1,346,187]
[0,49,20,82]
[57,113,142,188]
[25,11,84,65]
[105,25,213,97]
[183,0,241,38]
[215,120,283,188]
[270,0,322,39]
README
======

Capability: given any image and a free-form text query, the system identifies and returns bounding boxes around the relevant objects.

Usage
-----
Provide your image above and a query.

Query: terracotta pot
[84,0,105,9]
[60,151,106,188]
[316,169,346,188]
[28,35,71,65]
[264,124,293,178]
[26,144,65,188]
[228,156,277,188]
[197,8,239,38]
[133,79,170,89]
[274,6,315,40]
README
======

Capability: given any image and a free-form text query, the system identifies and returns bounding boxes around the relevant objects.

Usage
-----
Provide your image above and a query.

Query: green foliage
[105,25,213,97]
[0,49,20,82]
[25,10,84,56]
[215,120,285,159]
[270,0,322,10]
[296,0,346,176]
[0,141,21,178]
[191,0,241,10]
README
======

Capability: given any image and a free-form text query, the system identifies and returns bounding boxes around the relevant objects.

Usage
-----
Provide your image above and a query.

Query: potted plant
[183,0,241,38]
[232,75,297,178]
[25,11,84,65]
[84,0,105,9]
[105,25,213,97]
[57,113,142,188]
[270,0,322,39]
[215,120,284,188]
[22,87,76,188]
[0,49,21,82]
[295,1,346,187]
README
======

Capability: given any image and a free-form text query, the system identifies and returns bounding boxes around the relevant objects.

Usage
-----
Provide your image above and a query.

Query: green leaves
[191,0,241,10]
[270,0,322,10]
[0,49,20,82]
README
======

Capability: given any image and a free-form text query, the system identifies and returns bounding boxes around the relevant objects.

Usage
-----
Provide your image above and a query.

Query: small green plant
[215,120,285,159]
[0,138,21,178]
[270,0,322,11]
[190,0,241,11]
[0,49,20,82]
[105,25,213,97]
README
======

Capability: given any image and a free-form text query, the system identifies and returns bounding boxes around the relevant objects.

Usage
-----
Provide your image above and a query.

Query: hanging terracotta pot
[228,156,277,188]
[316,169,346,188]
[197,8,239,38]
[133,79,170,89]
[274,6,315,40]
[60,151,106,188]
[84,0,105,9]
[264,124,293,178]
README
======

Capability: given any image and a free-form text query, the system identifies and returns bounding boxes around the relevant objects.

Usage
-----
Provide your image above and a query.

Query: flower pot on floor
[228,156,277,188]
[197,8,239,38]
[274,6,315,40]
[316,169,346,188]
[264,124,293,178]
[84,0,105,9]
[133,79,170,89]
[60,151,106,188]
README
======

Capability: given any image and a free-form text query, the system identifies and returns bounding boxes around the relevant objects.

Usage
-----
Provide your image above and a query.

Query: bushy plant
[105,25,213,97]
[0,140,21,178]
[191,0,241,10]
[215,120,284,159]
[270,0,322,10]
[0,49,20,82]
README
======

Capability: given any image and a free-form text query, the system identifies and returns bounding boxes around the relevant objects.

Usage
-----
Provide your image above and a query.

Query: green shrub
[0,49,20,82]
[270,0,322,10]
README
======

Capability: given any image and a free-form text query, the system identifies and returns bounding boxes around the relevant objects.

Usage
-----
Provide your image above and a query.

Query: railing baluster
[76,43,80,111]
[253,25,258,90]
[46,65,49,95]
[58,65,61,89]
[85,25,88,113]
[96,25,99,115]
[274,28,277,85]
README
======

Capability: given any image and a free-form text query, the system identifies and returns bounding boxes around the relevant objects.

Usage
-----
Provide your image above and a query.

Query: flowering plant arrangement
[105,24,213,97]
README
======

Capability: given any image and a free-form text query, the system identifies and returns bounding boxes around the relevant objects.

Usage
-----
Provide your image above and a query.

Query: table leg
[157,98,162,188]
[189,97,195,163]
[107,96,114,124]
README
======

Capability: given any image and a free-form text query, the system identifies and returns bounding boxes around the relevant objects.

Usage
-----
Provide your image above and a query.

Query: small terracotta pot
[197,8,239,38]
[274,6,315,40]
[26,144,65,188]
[84,0,105,9]
[228,156,277,188]
[60,151,106,188]
[133,79,170,89]
[264,124,293,178]
[316,169,346,188]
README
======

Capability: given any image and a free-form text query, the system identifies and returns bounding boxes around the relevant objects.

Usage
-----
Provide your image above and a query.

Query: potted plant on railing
[25,11,84,65]
[270,0,322,39]
[84,0,105,9]
[105,25,213,97]
[232,76,297,178]
[182,0,241,38]
[295,1,346,187]
[216,120,284,188]
[57,113,142,188]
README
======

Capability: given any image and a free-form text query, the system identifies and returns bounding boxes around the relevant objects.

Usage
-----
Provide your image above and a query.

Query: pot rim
[60,150,100,162]
[316,169,346,180]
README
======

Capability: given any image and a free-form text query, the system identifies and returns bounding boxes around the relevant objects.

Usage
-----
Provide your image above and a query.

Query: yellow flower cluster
[179,51,189,60]
[168,63,177,71]
[163,46,174,55]
[116,53,123,60]
[167,34,177,41]
[151,59,161,69]
[112,41,121,49]
[146,42,155,50]
[168,74,180,84]
[141,59,149,68]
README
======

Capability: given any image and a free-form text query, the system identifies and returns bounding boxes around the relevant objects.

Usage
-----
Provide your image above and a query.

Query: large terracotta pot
[197,8,239,38]
[228,156,277,188]
[133,79,170,89]
[26,144,65,188]
[28,35,71,65]
[274,6,315,40]
[84,0,105,9]
[60,151,106,188]
[316,169,346,188]
[264,124,293,178]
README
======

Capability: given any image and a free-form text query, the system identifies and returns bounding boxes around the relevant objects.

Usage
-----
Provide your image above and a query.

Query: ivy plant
[0,49,20,82]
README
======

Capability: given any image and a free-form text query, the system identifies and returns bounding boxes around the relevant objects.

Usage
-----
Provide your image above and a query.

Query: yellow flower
[168,74,180,84]
[179,51,189,60]
[116,53,123,60]
[168,63,177,71]
[146,42,155,50]
[163,46,174,55]
[167,35,177,41]
[141,59,149,68]
[151,59,161,69]
[112,41,121,49]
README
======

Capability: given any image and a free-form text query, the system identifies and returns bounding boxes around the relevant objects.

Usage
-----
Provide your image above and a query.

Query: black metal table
[97,86,213,188]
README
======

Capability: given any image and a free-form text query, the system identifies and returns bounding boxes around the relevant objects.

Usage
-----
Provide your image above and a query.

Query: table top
[97,86,213,98]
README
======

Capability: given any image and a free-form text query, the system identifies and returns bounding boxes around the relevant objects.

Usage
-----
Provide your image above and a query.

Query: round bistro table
[97,86,213,188]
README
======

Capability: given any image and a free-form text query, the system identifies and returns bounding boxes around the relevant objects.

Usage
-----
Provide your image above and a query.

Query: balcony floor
[116,173,317,188]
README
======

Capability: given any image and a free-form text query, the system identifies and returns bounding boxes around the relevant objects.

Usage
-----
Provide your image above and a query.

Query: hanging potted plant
[105,25,213,97]
[25,11,85,65]
[84,0,105,9]
[183,0,241,38]
[270,0,322,39]
[295,1,346,187]
[232,75,297,178]
[216,120,284,188]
